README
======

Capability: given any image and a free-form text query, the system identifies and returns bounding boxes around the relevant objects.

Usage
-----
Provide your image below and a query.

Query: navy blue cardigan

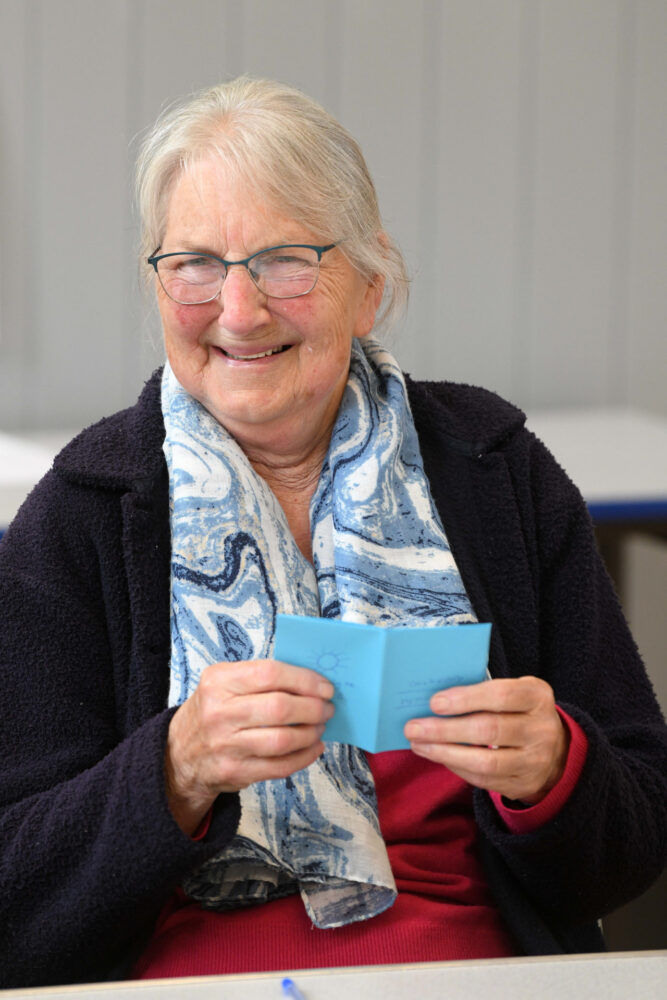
[1,370,665,987]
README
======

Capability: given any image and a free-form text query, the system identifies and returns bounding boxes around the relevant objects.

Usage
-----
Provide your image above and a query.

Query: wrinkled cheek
[160,302,218,357]
[169,303,197,329]
[272,297,315,325]
[170,301,217,332]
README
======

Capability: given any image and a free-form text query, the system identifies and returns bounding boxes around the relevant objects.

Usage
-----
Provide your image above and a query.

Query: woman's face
[156,158,382,459]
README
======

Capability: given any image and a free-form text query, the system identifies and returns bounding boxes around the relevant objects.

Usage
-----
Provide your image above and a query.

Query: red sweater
[135,712,586,978]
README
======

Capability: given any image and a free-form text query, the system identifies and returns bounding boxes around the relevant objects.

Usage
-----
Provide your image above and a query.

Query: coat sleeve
[473,431,667,926]
[0,471,240,988]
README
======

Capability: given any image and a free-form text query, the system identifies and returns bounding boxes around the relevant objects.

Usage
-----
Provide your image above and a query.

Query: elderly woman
[0,78,665,988]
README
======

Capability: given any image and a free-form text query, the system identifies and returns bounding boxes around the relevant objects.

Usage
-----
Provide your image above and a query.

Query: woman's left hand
[404,676,569,805]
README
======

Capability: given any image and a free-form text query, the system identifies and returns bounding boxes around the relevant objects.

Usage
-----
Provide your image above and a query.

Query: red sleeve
[191,809,213,841]
[490,707,588,834]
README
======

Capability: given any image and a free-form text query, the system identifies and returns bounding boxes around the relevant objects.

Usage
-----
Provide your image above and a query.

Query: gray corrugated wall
[1,0,665,429]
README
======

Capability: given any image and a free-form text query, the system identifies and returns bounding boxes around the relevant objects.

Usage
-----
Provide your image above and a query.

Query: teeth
[224,345,288,361]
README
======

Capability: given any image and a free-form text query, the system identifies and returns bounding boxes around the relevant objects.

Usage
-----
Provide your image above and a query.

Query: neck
[244,440,329,565]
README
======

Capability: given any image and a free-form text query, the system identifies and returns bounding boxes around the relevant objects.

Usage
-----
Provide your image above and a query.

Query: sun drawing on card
[312,648,350,676]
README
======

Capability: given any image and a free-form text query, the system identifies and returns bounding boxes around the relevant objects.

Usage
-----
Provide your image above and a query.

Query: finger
[233,722,328,759]
[167,702,327,797]
[225,692,335,730]
[218,741,328,791]
[409,741,516,793]
[408,719,567,801]
[405,710,537,749]
[409,739,544,798]
[202,659,335,700]
[429,676,554,717]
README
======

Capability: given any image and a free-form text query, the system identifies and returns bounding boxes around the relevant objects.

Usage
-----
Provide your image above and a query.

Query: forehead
[162,158,314,251]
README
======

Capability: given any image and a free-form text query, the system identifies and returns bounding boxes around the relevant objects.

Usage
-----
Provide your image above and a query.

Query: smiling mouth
[221,344,292,361]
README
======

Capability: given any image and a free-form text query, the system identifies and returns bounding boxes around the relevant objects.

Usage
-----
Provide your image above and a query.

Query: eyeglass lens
[155,247,323,303]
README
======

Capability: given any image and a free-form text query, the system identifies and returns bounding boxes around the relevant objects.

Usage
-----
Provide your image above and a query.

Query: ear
[354,272,385,339]
[354,230,390,339]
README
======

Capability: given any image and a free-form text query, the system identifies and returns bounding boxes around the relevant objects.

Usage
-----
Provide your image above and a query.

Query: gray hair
[135,77,408,330]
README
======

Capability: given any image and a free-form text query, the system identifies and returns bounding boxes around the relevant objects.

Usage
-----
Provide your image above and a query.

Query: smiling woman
[0,77,665,988]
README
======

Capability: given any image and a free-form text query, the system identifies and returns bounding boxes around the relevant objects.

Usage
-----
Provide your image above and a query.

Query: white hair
[135,77,408,330]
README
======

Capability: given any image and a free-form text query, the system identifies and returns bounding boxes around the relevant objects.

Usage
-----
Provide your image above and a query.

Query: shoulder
[405,375,574,500]
[406,374,587,556]
[53,369,165,492]
[405,375,527,456]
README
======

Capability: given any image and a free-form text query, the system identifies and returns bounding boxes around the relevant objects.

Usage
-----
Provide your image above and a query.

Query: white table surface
[2,953,666,1000]
[526,407,667,510]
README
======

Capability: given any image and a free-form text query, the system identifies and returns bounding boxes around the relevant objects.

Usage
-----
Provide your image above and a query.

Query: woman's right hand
[164,659,335,834]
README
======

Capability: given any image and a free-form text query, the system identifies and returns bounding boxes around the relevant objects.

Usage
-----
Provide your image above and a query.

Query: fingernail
[405,722,424,739]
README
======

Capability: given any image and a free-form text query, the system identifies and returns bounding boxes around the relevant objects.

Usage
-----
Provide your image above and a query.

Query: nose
[217,265,268,334]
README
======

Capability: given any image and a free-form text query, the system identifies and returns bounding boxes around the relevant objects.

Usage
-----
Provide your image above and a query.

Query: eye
[272,253,308,265]
[254,248,316,275]
[177,255,214,270]
[172,255,221,281]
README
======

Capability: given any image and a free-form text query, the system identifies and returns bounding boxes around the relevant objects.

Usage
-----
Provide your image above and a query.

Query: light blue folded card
[274,614,491,753]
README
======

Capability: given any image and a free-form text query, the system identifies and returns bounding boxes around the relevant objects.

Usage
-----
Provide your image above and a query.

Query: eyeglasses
[147,243,337,304]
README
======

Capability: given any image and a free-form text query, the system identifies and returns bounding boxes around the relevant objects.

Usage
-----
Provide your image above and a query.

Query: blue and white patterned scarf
[162,337,477,929]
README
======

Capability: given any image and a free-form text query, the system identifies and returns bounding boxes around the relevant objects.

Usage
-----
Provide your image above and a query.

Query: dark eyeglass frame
[147,243,337,303]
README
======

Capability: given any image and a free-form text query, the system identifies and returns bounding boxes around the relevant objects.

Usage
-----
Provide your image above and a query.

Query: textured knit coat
[1,370,666,988]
